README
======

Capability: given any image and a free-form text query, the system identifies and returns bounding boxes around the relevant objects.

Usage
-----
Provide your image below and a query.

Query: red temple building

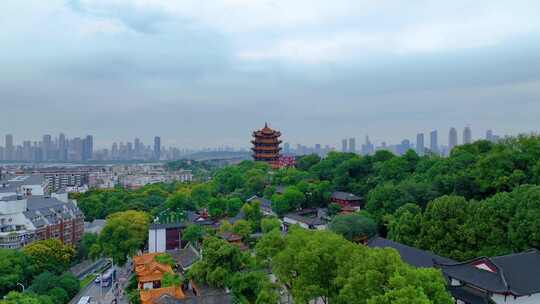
[252,123,282,168]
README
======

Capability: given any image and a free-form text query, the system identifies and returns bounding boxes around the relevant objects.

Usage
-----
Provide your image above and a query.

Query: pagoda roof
[253,123,281,137]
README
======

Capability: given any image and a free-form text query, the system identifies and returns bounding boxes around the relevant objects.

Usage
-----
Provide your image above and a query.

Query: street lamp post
[16,283,25,292]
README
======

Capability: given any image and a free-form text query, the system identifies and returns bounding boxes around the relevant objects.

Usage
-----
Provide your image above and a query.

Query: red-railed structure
[251,123,282,168]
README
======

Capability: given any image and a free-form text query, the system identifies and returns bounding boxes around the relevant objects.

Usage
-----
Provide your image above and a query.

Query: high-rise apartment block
[416,133,425,156]
[449,127,458,151]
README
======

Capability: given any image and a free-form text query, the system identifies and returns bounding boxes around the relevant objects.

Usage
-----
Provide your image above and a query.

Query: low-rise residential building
[0,174,84,249]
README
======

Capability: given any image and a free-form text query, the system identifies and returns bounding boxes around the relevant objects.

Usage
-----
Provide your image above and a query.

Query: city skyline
[0,125,504,162]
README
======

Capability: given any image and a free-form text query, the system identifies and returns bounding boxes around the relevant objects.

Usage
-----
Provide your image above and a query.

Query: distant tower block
[251,123,282,168]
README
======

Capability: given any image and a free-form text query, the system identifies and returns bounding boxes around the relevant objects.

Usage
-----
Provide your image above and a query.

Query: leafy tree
[242,201,263,231]
[165,190,196,212]
[23,239,75,275]
[188,237,246,288]
[230,271,272,303]
[0,249,30,297]
[329,213,377,241]
[47,287,68,304]
[272,229,452,304]
[162,272,182,287]
[233,220,253,240]
[98,210,151,265]
[418,196,471,260]
[327,203,342,217]
[261,218,281,233]
[255,229,285,267]
[296,154,321,171]
[182,224,205,244]
[244,168,267,196]
[255,283,280,304]
[191,183,212,207]
[76,232,99,261]
[509,185,540,251]
[271,186,305,216]
[155,253,175,266]
[387,203,423,247]
[226,197,244,216]
[208,197,227,218]
[29,272,79,303]
[0,291,51,304]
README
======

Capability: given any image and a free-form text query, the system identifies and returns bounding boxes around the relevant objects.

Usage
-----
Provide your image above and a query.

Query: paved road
[70,260,132,304]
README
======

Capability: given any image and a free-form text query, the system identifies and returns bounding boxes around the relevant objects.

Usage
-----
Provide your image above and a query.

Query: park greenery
[189,227,452,304]
[0,239,79,304]
[75,135,540,264]
[42,134,540,303]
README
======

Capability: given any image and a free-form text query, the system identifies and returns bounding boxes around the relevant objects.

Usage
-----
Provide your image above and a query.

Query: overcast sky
[2,0,540,149]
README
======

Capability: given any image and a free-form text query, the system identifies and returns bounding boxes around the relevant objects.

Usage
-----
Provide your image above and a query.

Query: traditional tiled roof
[367,237,455,268]
[436,250,540,296]
[154,281,231,304]
[331,191,361,201]
[283,209,327,226]
[218,232,242,242]
[246,195,272,211]
[170,245,200,270]
[134,253,173,283]
[140,286,184,304]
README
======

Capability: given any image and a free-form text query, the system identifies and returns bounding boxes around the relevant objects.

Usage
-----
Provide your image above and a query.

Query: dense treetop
[77,135,540,262]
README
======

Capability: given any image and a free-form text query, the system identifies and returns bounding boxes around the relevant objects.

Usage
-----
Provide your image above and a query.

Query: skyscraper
[341,139,348,153]
[430,130,438,155]
[463,126,472,144]
[5,134,13,161]
[362,136,374,155]
[486,129,494,142]
[154,136,161,160]
[449,127,458,151]
[134,138,141,155]
[349,138,356,153]
[82,135,93,161]
[59,133,67,161]
[416,133,425,156]
[42,134,52,161]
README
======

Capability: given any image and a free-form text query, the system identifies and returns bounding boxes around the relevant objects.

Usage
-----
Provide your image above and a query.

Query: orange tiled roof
[133,253,161,267]
[134,253,173,283]
[140,286,185,304]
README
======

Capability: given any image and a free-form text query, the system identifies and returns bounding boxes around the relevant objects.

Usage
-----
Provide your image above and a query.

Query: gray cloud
[1,0,540,148]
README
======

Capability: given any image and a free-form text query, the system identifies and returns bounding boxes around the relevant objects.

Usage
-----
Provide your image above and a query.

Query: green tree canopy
[98,210,151,265]
[329,213,377,241]
[22,239,75,275]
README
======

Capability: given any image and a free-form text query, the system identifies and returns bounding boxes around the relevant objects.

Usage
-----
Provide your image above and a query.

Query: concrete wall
[148,228,166,253]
